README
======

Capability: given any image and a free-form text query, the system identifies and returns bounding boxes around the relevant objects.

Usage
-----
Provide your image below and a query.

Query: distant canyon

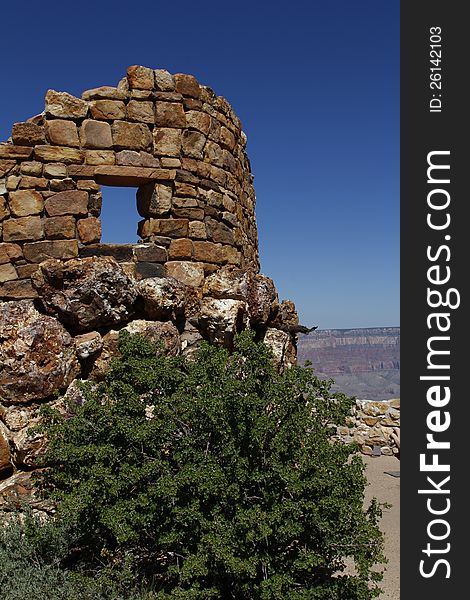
[297,327,400,400]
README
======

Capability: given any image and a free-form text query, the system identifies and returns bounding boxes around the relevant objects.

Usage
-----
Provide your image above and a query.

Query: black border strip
[401,2,466,597]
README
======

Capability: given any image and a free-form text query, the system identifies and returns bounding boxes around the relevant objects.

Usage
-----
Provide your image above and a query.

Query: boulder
[247,274,278,327]
[202,265,249,300]
[31,256,138,332]
[0,471,54,513]
[199,297,246,346]
[137,276,199,321]
[263,328,297,370]
[0,300,79,404]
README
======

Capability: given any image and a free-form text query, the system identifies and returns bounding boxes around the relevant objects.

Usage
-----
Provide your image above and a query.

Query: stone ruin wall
[0,67,302,514]
[334,399,400,458]
[0,65,259,297]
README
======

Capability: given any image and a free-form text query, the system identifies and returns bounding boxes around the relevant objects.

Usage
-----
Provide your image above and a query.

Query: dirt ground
[362,454,400,600]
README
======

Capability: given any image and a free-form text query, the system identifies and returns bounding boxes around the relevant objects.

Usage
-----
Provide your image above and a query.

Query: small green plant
[35,330,385,599]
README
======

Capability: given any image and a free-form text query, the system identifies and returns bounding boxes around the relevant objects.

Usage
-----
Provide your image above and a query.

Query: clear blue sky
[1,1,399,329]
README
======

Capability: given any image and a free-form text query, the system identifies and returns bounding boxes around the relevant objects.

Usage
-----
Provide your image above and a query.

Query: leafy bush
[36,330,385,599]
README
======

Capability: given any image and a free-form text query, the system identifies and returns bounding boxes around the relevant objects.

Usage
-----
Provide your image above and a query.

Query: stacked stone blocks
[0,66,259,299]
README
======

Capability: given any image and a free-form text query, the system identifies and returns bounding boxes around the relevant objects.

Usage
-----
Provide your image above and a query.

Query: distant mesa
[297,327,400,400]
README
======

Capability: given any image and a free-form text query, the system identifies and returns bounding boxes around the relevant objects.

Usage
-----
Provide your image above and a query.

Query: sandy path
[362,455,400,600]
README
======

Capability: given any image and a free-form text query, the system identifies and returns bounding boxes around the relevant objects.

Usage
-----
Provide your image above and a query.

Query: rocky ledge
[0,256,301,515]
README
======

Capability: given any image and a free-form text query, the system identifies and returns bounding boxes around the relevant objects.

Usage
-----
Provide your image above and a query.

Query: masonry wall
[0,66,259,298]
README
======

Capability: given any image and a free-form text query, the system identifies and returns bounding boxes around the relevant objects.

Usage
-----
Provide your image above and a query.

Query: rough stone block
[169,238,193,260]
[153,128,182,157]
[0,242,23,264]
[116,150,142,166]
[77,217,101,244]
[112,121,152,150]
[45,190,89,216]
[0,160,16,177]
[155,102,186,128]
[205,217,235,244]
[154,69,175,91]
[165,260,204,287]
[94,166,175,187]
[23,239,79,263]
[188,220,207,239]
[0,196,10,221]
[82,86,127,101]
[135,262,166,279]
[44,162,67,178]
[20,162,42,176]
[19,176,48,189]
[172,207,204,220]
[0,145,34,160]
[185,110,211,135]
[49,178,76,192]
[89,100,126,120]
[127,65,155,90]
[45,90,88,119]
[80,120,113,149]
[0,279,38,299]
[0,262,18,283]
[46,120,80,147]
[174,74,201,98]
[44,215,76,239]
[34,145,84,164]
[137,181,173,217]
[140,218,189,239]
[182,130,206,159]
[85,150,116,165]
[133,243,167,262]
[12,122,45,146]
[127,100,154,123]
[3,216,44,242]
[8,190,44,217]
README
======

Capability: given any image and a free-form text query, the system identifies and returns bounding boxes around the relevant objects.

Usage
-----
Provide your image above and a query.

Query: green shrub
[36,330,385,599]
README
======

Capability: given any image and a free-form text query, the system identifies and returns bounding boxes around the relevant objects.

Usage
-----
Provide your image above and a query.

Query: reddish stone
[46,120,80,147]
[165,261,204,288]
[12,122,45,146]
[0,145,33,159]
[174,73,201,98]
[82,86,127,101]
[34,145,84,164]
[8,190,44,217]
[23,240,79,263]
[45,90,88,119]
[3,217,44,242]
[89,100,126,120]
[77,217,101,244]
[0,279,38,299]
[185,110,211,135]
[169,238,193,260]
[133,243,167,262]
[155,102,186,128]
[112,121,152,150]
[19,176,48,189]
[182,130,206,159]
[85,150,115,165]
[139,218,189,238]
[0,243,23,264]
[44,190,89,216]
[127,100,154,123]
[44,215,76,239]
[127,65,154,90]
[94,165,175,187]
[153,128,182,156]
